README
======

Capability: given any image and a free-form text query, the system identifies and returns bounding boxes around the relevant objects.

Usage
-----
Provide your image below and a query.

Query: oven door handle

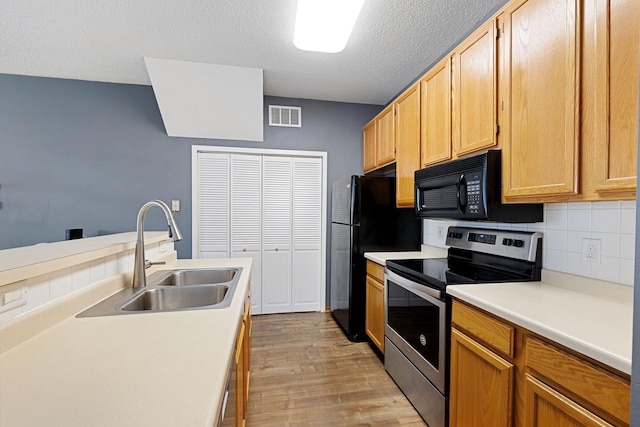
[385,269,444,304]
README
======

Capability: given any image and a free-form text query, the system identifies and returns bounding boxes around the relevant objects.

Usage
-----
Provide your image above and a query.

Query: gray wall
[0,74,382,301]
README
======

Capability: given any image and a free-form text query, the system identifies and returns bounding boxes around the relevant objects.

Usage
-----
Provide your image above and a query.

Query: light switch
[171,200,180,212]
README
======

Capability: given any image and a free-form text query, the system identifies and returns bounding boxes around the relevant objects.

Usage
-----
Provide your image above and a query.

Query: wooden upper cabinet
[420,57,452,167]
[376,105,396,167]
[501,0,580,200]
[452,20,498,157]
[363,119,377,173]
[581,0,639,199]
[395,83,421,207]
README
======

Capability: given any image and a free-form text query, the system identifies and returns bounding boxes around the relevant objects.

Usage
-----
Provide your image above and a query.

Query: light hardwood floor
[246,312,426,426]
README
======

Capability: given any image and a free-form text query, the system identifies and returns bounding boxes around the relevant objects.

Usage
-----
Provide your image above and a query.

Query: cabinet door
[231,154,262,314]
[261,249,291,314]
[524,374,613,427]
[584,0,639,197]
[242,296,251,416]
[195,152,230,259]
[235,321,246,426]
[261,156,292,314]
[376,105,396,166]
[292,158,323,312]
[395,83,421,207]
[421,57,452,167]
[449,328,514,427]
[502,0,580,199]
[453,20,498,157]
[230,154,261,253]
[363,120,377,172]
[365,275,385,352]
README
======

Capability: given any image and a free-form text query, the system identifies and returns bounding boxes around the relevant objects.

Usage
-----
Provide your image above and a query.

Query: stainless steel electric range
[384,226,543,427]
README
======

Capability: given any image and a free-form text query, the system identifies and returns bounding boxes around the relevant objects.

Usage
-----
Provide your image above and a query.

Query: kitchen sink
[120,285,229,312]
[149,268,237,287]
[76,267,242,318]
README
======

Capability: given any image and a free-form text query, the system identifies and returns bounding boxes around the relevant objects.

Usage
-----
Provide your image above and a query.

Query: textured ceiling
[1,0,508,105]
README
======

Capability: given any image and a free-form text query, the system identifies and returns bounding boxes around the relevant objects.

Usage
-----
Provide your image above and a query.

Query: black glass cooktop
[387,252,538,291]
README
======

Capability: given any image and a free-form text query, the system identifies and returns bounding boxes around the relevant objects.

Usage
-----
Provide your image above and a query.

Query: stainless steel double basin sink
[77,268,241,318]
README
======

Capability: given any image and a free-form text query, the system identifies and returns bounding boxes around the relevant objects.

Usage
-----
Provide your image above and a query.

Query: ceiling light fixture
[293,0,365,53]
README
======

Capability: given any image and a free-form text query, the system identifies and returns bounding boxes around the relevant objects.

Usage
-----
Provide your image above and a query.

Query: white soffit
[144,58,264,142]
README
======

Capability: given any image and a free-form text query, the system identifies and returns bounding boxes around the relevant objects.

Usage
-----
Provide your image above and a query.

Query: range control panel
[446,226,543,262]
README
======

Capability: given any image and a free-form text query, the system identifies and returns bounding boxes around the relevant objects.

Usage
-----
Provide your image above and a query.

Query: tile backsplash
[422,201,636,286]
[0,241,172,324]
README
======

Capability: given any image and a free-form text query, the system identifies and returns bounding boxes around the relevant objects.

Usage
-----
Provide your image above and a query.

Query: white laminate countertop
[447,270,633,375]
[364,245,448,265]
[0,257,252,427]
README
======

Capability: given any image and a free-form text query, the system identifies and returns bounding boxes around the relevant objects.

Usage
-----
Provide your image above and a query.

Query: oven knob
[502,238,513,246]
[419,334,427,347]
[514,239,524,247]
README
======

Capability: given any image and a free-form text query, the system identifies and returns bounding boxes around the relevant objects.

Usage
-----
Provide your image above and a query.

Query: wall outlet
[582,238,601,264]
[437,226,445,241]
[0,286,27,314]
[171,200,180,212]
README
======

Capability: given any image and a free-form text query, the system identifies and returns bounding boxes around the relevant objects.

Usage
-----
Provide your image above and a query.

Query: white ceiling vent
[269,105,302,128]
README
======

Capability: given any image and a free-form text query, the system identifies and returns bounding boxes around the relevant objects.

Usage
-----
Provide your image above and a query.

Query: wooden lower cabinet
[223,292,252,427]
[450,300,630,427]
[449,328,514,427]
[524,374,613,427]
[234,321,246,426]
[365,260,385,353]
[241,293,251,422]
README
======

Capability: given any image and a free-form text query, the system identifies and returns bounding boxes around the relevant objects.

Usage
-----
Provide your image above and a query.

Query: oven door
[385,268,446,394]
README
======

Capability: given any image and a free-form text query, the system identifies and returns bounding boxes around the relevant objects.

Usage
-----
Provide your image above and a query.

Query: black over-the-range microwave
[414,150,543,223]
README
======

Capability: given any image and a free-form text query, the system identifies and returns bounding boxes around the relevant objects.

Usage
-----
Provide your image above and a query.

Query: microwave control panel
[464,172,483,215]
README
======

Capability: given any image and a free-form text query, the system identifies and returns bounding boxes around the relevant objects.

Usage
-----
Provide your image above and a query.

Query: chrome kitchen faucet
[132,200,183,288]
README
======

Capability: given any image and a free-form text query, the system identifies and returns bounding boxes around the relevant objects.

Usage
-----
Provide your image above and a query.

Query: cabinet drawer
[366,260,385,283]
[451,300,515,358]
[525,336,630,425]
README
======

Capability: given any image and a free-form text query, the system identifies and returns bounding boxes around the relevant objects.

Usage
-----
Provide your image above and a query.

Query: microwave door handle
[457,175,467,213]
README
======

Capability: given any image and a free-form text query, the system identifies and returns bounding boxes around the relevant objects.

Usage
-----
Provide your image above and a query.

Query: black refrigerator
[330,175,421,341]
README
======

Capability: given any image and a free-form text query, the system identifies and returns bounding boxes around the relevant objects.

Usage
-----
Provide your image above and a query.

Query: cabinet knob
[275,248,279,251]
[243,248,246,252]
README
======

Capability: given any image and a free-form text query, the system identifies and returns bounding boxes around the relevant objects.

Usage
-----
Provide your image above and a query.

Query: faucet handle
[145,260,166,269]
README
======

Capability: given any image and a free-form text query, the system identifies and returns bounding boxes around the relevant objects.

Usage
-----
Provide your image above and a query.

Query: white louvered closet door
[229,154,263,314]
[261,156,293,314]
[292,157,323,312]
[196,153,230,259]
